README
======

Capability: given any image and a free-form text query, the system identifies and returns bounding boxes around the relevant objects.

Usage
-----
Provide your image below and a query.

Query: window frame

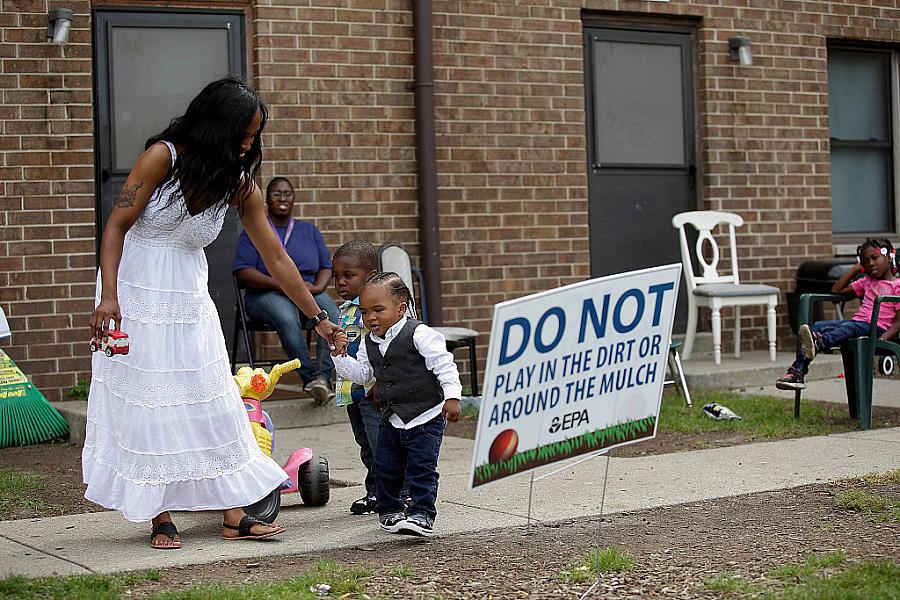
[829,43,900,255]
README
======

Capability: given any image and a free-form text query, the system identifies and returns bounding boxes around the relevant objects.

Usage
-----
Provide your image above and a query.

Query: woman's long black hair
[145,76,267,216]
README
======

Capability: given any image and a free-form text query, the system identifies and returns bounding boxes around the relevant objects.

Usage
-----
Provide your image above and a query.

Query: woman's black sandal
[222,515,285,540]
[150,521,182,550]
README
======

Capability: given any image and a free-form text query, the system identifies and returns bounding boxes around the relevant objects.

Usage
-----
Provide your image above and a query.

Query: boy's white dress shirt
[332,315,462,429]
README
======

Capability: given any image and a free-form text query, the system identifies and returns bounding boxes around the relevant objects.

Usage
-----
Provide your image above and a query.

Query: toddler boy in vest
[332,272,461,537]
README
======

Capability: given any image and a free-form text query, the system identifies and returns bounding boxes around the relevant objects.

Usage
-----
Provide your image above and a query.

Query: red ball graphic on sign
[488,429,518,463]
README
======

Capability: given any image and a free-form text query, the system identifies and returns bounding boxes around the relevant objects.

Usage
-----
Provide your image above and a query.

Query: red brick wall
[0,0,94,400]
[5,0,900,400]
[255,0,590,383]
[578,0,900,345]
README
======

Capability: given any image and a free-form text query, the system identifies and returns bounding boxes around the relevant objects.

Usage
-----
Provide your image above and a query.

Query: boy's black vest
[365,319,443,422]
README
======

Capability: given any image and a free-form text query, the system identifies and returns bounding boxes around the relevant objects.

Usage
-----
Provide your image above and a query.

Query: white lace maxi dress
[82,141,288,522]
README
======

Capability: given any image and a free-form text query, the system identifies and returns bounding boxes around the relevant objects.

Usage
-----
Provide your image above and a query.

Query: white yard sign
[470,265,681,488]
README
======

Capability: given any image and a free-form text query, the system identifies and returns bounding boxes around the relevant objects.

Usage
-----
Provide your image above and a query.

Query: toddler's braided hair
[362,272,418,319]
[857,238,898,276]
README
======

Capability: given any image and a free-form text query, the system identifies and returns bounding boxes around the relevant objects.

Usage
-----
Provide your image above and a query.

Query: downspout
[412,0,443,325]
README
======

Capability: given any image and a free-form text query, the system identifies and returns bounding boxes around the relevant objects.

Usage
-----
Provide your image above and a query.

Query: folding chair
[230,275,311,374]
[378,243,481,395]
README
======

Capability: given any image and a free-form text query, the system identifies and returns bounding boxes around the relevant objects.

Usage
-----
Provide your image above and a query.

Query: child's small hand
[331,330,349,356]
[442,399,461,423]
[366,384,380,410]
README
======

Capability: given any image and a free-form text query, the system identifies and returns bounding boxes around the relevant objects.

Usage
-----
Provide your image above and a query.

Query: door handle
[688,164,696,191]
[101,168,110,182]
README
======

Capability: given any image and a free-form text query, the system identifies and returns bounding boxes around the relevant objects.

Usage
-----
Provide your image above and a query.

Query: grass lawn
[659,389,864,439]
[0,562,370,600]
[706,553,900,600]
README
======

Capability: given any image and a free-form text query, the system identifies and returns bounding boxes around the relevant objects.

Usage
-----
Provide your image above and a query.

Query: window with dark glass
[827,47,895,237]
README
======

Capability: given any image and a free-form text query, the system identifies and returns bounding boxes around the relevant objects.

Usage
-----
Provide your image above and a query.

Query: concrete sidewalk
[1,418,898,578]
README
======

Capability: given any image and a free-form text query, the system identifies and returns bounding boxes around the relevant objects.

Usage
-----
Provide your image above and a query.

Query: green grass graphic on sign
[473,415,656,487]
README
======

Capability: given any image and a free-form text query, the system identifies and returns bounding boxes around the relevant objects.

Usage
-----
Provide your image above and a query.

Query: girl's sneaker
[350,493,377,515]
[379,512,406,533]
[798,324,822,360]
[776,369,806,390]
[397,512,433,537]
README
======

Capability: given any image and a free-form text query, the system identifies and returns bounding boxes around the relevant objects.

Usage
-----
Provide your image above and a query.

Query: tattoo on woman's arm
[116,182,143,208]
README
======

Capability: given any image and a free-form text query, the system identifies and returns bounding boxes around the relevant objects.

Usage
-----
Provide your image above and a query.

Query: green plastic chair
[796,293,900,429]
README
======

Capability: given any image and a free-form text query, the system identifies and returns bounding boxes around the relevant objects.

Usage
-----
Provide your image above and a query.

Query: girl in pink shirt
[777,238,900,390]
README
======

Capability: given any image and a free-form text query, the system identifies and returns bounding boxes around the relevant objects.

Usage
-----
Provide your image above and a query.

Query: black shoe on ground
[379,512,407,533]
[776,370,806,390]
[397,512,433,537]
[350,493,377,515]
[798,324,822,360]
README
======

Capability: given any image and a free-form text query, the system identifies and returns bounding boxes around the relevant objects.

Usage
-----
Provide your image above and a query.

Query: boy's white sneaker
[379,512,406,533]
[397,512,433,537]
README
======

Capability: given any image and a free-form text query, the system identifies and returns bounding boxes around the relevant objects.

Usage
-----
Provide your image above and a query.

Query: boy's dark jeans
[791,319,885,374]
[375,413,445,519]
[346,395,381,495]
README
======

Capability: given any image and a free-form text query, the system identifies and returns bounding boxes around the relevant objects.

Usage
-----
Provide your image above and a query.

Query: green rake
[0,349,68,448]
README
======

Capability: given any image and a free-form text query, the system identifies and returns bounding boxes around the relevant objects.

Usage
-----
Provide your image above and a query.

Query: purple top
[232,219,331,284]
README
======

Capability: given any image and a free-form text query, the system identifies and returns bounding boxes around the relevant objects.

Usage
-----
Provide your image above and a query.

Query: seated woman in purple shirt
[232,177,339,403]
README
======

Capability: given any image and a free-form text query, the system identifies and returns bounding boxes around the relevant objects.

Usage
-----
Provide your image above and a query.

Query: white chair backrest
[671,210,744,291]
[378,243,421,320]
[379,244,415,291]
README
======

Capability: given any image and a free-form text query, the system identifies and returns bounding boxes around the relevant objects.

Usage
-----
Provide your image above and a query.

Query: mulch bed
[120,478,899,598]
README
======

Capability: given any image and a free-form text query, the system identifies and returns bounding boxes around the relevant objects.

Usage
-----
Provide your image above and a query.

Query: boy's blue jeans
[244,290,340,385]
[346,395,382,495]
[790,319,884,374]
[375,414,445,519]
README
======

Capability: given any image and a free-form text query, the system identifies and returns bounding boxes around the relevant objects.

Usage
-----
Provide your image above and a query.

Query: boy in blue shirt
[332,241,381,514]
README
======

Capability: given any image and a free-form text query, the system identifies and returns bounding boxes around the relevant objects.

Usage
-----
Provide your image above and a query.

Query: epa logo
[549,409,589,433]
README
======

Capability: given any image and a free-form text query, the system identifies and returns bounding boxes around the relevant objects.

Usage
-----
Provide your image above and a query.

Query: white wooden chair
[671,210,779,364]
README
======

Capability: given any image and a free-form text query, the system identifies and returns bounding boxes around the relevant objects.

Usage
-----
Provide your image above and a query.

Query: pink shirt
[850,276,900,331]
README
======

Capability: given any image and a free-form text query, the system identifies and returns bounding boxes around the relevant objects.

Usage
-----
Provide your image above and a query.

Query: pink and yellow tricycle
[234,359,330,523]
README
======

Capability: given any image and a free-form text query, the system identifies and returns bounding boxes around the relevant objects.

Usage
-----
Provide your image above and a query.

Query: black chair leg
[230,319,240,374]
[242,325,256,370]
[467,338,479,396]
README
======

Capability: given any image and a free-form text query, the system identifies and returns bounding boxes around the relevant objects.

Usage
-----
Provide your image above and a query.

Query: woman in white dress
[84,77,342,549]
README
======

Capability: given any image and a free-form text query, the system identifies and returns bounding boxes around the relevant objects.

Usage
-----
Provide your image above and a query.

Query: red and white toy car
[90,329,129,357]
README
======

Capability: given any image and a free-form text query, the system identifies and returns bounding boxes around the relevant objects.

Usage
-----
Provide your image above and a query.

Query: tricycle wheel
[105,347,113,357]
[300,455,330,506]
[879,355,895,376]
[244,488,281,524]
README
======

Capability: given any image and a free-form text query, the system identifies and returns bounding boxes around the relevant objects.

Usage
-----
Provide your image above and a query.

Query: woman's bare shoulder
[234,178,262,208]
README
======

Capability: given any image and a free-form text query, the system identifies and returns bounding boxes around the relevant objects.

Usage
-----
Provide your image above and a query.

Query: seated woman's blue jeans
[790,319,885,375]
[243,290,340,385]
